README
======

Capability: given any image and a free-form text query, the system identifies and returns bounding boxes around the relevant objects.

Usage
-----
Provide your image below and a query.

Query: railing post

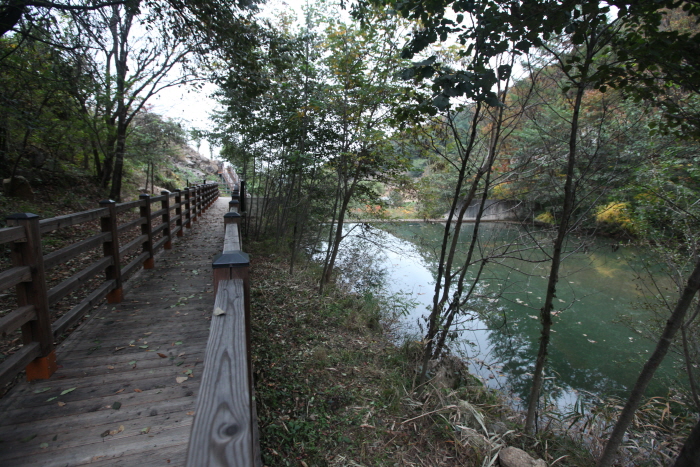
[192,185,199,224]
[140,194,155,269]
[240,179,247,213]
[184,187,192,229]
[161,190,172,250]
[6,213,56,381]
[175,189,183,237]
[99,200,123,303]
[229,199,240,213]
[224,212,241,225]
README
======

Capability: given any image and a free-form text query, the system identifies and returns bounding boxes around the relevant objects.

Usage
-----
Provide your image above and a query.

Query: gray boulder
[499,446,547,467]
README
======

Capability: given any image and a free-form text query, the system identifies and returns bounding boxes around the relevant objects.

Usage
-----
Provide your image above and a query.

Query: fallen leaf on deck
[33,387,50,394]
[20,434,37,443]
[139,345,148,349]
[118,425,124,433]
[57,401,66,407]
[115,388,124,394]
[175,341,183,345]
[176,376,188,384]
[213,307,225,316]
[46,397,57,402]
[100,430,111,438]
[39,442,49,449]
[112,402,122,410]
[128,360,136,365]
[107,365,115,370]
[141,427,151,434]
[114,347,125,351]
[60,388,76,396]
[177,352,185,357]
[186,411,195,416]
[144,332,152,336]
[157,353,167,358]
[134,388,142,393]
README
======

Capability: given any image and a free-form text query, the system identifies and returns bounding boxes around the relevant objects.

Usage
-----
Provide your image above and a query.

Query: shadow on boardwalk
[0,197,229,466]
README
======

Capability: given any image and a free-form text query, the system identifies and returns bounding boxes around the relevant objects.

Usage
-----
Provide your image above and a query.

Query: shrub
[595,201,637,235]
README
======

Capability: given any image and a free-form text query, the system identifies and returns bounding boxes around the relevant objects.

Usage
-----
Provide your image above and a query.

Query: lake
[332,222,683,409]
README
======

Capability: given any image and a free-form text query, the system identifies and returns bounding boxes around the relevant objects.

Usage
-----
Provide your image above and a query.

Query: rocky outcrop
[499,446,547,467]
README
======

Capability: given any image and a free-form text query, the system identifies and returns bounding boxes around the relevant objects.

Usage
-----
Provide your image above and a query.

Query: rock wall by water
[451,199,531,221]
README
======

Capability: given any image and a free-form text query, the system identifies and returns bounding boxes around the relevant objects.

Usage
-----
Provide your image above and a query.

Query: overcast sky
[149,0,314,159]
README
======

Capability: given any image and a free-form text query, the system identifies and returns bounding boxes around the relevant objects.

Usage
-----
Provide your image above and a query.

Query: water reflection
[332,222,681,409]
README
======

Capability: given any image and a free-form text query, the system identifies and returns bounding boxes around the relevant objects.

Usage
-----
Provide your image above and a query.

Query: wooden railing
[186,197,261,466]
[0,182,220,387]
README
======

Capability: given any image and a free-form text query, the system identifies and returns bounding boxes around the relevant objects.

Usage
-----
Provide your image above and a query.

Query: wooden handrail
[39,208,108,234]
[186,279,253,466]
[186,207,260,466]
[0,266,31,293]
[0,182,219,386]
[43,232,110,270]
[0,225,26,244]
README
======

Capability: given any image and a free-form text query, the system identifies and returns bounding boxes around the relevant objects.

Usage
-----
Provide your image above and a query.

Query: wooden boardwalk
[0,197,230,467]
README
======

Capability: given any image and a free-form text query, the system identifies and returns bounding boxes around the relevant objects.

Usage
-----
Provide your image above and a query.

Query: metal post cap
[212,251,250,268]
[6,212,39,220]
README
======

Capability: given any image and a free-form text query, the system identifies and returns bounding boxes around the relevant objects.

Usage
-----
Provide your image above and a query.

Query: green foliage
[595,202,637,235]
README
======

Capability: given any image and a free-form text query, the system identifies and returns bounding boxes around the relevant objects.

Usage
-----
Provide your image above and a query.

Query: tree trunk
[108,118,127,201]
[322,167,359,286]
[672,416,700,467]
[0,0,26,38]
[525,80,585,434]
[597,258,700,467]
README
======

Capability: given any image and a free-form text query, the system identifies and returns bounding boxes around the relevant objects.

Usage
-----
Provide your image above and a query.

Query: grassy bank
[247,239,584,466]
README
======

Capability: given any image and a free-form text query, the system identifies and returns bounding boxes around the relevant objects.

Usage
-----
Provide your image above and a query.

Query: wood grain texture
[9,214,53,356]
[152,222,167,236]
[47,257,112,306]
[52,279,115,337]
[151,208,168,218]
[117,216,146,234]
[0,265,31,293]
[0,305,36,337]
[186,279,252,467]
[120,251,150,282]
[115,199,144,213]
[38,208,108,234]
[43,232,110,271]
[0,225,26,245]
[0,342,41,387]
[223,223,241,252]
[119,234,148,257]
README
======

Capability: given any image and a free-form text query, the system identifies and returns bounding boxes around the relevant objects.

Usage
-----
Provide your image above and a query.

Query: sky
[149,0,314,160]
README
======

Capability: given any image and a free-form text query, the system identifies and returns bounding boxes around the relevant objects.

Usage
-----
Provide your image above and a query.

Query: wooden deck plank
[0,197,228,466]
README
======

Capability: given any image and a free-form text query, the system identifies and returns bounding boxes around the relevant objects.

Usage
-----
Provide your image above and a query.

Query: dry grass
[248,243,523,467]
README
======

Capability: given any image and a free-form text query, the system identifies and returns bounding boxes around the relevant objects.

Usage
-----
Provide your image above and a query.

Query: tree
[317,13,412,290]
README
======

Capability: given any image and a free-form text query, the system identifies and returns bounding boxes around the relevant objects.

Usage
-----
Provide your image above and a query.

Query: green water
[338,222,683,408]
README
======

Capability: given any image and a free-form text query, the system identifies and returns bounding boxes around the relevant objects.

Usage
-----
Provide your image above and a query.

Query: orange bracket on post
[26,350,57,381]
